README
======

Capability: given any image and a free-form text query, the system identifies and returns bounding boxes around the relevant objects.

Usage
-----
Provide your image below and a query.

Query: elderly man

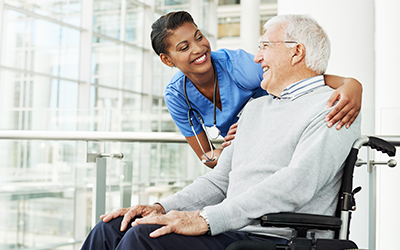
[81,14,361,250]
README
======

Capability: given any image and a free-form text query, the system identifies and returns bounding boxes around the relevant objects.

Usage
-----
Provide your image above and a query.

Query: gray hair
[263,14,331,74]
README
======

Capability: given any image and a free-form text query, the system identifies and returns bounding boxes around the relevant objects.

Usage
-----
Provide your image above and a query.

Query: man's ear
[291,43,306,65]
[160,53,175,67]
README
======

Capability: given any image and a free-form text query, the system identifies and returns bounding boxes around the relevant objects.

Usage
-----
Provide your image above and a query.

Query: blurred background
[0,0,398,249]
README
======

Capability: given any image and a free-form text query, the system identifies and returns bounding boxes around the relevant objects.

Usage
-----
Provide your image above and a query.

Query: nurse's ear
[160,53,175,67]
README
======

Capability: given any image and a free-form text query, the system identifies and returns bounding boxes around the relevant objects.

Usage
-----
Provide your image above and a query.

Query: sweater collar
[278,75,325,101]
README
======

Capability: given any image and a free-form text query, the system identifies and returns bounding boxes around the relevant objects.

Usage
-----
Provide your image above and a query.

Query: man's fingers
[149,226,173,238]
[133,216,165,226]
[101,213,114,223]
[120,208,141,231]
[101,208,127,223]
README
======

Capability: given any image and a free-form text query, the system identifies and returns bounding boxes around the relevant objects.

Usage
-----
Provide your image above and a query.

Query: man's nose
[254,50,263,63]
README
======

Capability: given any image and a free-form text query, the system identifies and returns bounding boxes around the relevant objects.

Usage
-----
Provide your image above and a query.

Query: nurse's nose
[192,42,202,54]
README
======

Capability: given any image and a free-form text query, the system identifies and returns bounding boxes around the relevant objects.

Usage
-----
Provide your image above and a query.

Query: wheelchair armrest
[260,212,342,232]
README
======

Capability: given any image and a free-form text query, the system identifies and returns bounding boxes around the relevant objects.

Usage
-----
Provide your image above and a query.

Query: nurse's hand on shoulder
[222,122,238,148]
[100,204,165,232]
[325,78,362,130]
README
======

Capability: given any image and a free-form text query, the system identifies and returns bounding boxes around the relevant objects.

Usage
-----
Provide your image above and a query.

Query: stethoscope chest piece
[207,125,220,140]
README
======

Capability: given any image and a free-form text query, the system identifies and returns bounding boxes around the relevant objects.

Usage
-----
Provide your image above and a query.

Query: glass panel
[91,42,120,88]
[2,9,80,80]
[124,46,142,92]
[0,139,88,249]
[93,11,121,40]
[261,0,277,3]
[125,7,144,45]
[90,86,120,109]
[0,135,207,248]
[260,14,276,35]
[380,108,400,135]
[218,0,240,5]
[218,16,240,38]
[154,0,190,13]
[218,0,277,6]
[152,54,178,97]
[93,0,121,11]
[201,0,211,32]
[93,0,121,40]
[155,0,190,6]
[0,69,80,130]
[5,0,81,26]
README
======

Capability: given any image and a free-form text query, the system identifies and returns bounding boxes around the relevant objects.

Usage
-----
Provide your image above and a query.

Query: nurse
[151,11,362,168]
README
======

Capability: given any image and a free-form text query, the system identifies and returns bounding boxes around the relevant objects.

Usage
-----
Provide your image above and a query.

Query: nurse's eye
[180,45,189,51]
[196,35,203,41]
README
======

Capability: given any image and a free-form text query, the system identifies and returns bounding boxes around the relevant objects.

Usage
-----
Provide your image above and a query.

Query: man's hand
[132,210,209,238]
[325,78,362,130]
[221,122,238,148]
[100,204,165,232]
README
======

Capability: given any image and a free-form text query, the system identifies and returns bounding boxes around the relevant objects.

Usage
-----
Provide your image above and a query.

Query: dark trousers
[80,217,289,250]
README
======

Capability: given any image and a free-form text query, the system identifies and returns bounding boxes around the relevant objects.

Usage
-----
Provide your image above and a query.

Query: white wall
[278,0,400,249]
[375,1,400,249]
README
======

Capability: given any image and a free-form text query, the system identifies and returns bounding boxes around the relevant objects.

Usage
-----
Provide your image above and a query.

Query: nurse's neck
[188,66,217,102]
[188,64,215,88]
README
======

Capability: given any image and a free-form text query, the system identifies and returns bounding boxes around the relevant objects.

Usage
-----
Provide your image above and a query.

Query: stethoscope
[183,58,220,163]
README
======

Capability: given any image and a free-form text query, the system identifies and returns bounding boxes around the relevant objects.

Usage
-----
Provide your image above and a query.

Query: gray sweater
[160,85,361,239]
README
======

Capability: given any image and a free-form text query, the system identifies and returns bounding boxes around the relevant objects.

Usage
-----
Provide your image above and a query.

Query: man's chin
[260,81,269,91]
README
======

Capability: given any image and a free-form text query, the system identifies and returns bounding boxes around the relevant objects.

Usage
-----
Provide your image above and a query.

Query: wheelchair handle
[341,136,397,207]
[364,136,396,157]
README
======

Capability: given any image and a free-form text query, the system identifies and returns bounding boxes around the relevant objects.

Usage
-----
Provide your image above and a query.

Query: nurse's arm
[323,75,362,130]
[185,131,222,169]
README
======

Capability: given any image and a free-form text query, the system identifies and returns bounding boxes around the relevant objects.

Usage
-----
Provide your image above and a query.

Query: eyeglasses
[258,40,298,50]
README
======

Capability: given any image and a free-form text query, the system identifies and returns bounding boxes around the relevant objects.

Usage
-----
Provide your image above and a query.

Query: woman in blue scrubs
[151,11,362,168]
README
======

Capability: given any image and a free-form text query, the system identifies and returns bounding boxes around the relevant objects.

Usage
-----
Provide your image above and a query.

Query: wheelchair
[226,136,396,250]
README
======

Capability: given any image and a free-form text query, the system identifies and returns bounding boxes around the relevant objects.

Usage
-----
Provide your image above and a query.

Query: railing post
[92,157,107,227]
[87,152,124,227]
[120,161,133,208]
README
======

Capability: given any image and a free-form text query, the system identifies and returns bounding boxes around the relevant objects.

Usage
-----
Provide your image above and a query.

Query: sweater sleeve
[159,141,234,212]
[204,108,361,235]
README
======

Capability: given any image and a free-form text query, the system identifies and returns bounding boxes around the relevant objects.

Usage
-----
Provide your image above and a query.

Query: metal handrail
[0,130,186,143]
[0,130,225,143]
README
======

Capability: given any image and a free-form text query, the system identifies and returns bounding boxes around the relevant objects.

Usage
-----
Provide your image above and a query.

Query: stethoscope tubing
[183,58,219,163]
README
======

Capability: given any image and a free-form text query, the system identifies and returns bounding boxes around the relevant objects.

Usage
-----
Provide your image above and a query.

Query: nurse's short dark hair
[151,11,197,56]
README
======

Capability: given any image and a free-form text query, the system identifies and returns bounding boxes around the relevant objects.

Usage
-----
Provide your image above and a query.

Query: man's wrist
[153,202,166,214]
[199,209,211,235]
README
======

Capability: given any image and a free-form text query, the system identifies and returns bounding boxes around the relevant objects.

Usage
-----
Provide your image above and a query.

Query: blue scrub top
[164,49,267,138]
